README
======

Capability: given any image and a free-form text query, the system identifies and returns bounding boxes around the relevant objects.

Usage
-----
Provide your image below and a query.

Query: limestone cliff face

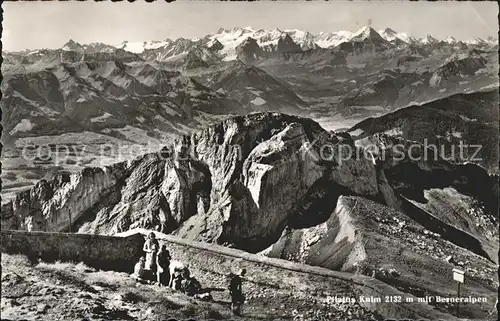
[2,113,378,251]
[238,123,324,244]
[265,133,498,270]
[79,154,168,234]
[171,115,379,251]
[2,113,497,257]
[5,167,122,232]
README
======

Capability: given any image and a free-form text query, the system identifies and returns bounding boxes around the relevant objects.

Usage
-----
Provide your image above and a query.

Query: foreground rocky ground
[265,196,498,319]
[1,253,385,321]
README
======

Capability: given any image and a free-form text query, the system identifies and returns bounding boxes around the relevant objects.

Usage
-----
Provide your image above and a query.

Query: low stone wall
[1,229,455,320]
[119,228,455,321]
[0,230,144,273]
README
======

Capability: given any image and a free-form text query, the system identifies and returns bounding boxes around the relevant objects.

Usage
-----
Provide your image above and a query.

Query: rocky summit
[2,113,375,245]
[3,112,498,319]
[3,112,498,250]
[2,17,499,320]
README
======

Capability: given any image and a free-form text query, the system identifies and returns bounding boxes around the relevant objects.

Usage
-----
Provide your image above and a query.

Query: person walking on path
[228,268,246,316]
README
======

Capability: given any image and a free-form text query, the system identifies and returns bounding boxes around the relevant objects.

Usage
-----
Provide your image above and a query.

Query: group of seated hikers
[132,233,204,296]
[131,232,246,315]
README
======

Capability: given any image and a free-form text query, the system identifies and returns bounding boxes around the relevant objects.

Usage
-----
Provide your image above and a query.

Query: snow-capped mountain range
[4,26,497,67]
[114,26,497,55]
[2,23,498,210]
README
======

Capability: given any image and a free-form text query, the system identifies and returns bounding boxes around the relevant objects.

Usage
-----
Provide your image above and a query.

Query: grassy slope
[1,254,234,321]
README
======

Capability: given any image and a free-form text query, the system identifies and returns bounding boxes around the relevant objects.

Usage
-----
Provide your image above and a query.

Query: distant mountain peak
[279,32,290,40]
[62,39,83,51]
[485,36,498,44]
[422,34,439,44]
[223,27,255,35]
[315,30,353,48]
[378,28,412,45]
[355,26,375,34]
[444,36,457,44]
[351,26,380,41]
[285,29,318,50]
[384,27,398,35]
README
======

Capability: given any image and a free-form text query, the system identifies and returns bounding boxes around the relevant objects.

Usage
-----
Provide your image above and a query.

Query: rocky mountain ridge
[4,26,497,65]
[2,112,498,320]
[3,112,497,251]
[348,88,499,172]
[1,59,247,145]
[2,33,497,207]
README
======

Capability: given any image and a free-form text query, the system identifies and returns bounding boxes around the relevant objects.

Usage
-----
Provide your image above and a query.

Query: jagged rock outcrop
[2,113,497,258]
[170,114,377,251]
[2,113,376,249]
[263,195,497,319]
[235,37,267,64]
[4,167,125,231]
[337,27,393,55]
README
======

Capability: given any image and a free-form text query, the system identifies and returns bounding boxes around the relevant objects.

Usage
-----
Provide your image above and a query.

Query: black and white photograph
[1,1,498,320]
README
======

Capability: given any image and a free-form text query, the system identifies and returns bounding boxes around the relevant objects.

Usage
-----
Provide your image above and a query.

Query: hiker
[171,267,184,291]
[132,257,146,281]
[168,260,186,289]
[180,268,202,296]
[143,232,159,273]
[228,268,246,316]
[156,245,171,286]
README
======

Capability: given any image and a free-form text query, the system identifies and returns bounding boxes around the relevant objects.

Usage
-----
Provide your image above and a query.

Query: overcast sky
[3,1,498,51]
